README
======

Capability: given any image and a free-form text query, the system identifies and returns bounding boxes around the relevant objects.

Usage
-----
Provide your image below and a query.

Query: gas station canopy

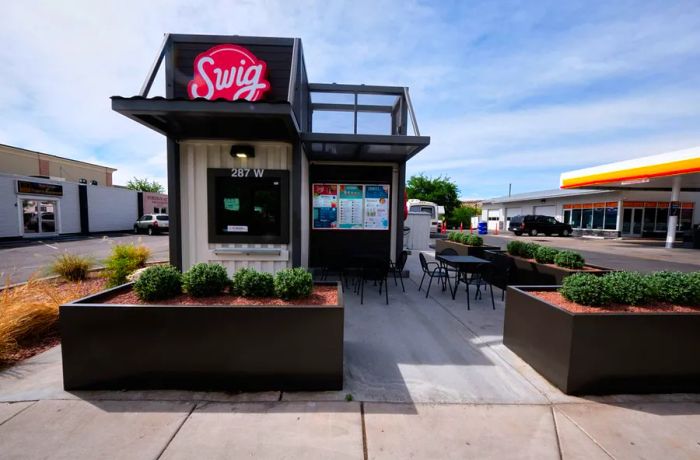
[560,146,700,190]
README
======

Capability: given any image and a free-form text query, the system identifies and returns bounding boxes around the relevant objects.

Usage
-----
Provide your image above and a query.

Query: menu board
[338,184,364,229]
[312,184,338,229]
[364,185,390,230]
[312,183,391,230]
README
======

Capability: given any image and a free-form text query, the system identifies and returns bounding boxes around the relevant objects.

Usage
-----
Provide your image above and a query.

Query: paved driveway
[0,233,169,283]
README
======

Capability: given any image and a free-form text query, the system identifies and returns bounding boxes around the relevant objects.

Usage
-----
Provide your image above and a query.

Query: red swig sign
[187,44,271,101]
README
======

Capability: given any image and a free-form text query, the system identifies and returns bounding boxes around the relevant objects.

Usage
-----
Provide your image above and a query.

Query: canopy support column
[665,176,682,248]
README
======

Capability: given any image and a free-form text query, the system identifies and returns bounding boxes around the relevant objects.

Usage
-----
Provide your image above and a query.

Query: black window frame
[207,168,290,244]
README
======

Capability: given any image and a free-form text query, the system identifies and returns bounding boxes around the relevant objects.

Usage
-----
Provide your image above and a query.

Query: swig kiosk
[112,34,430,273]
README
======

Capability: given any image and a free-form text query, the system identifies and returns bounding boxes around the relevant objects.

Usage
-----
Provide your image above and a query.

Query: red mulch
[102,285,339,307]
[532,291,700,314]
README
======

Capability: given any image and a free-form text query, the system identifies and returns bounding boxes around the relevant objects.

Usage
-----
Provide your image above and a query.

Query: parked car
[508,215,572,237]
[134,214,169,235]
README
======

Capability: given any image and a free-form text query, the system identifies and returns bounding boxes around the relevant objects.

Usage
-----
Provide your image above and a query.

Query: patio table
[435,255,492,302]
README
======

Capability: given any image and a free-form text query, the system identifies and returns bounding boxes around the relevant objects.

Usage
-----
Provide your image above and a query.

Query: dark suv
[508,215,572,237]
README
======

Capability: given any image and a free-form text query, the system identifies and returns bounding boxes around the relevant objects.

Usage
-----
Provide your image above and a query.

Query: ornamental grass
[0,275,104,363]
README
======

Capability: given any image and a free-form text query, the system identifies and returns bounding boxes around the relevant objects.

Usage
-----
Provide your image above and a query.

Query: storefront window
[656,207,668,232]
[592,207,604,229]
[207,169,289,244]
[563,210,571,225]
[680,209,693,231]
[604,207,618,230]
[643,208,656,233]
[571,209,582,228]
[582,209,593,229]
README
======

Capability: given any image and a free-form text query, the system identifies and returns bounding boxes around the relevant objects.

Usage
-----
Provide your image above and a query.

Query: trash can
[477,221,488,235]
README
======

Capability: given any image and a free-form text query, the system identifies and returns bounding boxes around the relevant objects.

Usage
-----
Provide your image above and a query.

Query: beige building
[0,144,116,186]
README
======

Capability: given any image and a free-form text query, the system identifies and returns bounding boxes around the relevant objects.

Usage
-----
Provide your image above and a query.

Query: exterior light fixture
[230,145,255,159]
[79,178,87,184]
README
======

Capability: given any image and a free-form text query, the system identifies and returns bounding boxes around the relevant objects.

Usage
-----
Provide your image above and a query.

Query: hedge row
[133,263,313,302]
[506,241,585,269]
[446,231,483,246]
[560,271,700,307]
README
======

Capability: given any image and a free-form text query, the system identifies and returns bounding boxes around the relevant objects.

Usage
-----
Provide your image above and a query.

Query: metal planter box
[503,252,611,285]
[59,281,344,392]
[434,239,500,258]
[503,286,700,395]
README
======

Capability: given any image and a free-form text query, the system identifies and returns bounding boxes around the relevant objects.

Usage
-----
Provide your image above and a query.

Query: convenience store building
[112,34,429,272]
[481,146,700,242]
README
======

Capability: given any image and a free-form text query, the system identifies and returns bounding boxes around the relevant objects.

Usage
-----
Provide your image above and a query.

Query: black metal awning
[111,96,300,141]
[301,132,430,162]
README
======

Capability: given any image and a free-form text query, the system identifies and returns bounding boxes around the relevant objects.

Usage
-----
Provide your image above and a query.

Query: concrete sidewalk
[1,253,699,459]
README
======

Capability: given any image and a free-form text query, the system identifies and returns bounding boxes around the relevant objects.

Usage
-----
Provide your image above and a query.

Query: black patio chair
[359,257,390,305]
[481,250,512,301]
[473,263,496,310]
[418,252,451,298]
[389,250,408,292]
[437,247,460,282]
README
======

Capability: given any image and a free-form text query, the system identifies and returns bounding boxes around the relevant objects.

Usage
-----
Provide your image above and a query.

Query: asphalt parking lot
[0,233,169,284]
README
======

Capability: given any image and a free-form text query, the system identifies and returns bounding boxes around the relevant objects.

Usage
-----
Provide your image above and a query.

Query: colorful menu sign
[364,185,390,230]
[312,183,390,230]
[312,184,338,229]
[338,184,364,229]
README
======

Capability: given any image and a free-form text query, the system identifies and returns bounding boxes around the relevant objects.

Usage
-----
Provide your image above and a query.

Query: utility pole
[508,183,512,197]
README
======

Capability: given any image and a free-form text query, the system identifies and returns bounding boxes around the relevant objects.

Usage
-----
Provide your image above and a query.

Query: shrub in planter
[601,271,652,305]
[647,271,698,305]
[455,232,469,244]
[507,240,524,256]
[104,244,150,287]
[687,272,700,306]
[520,242,540,259]
[534,246,559,264]
[554,250,585,269]
[133,265,182,301]
[182,263,229,297]
[231,268,275,297]
[274,267,313,300]
[50,253,93,281]
[466,235,483,246]
[560,273,606,306]
[447,231,458,242]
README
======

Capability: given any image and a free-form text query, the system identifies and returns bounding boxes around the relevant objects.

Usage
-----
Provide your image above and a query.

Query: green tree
[447,205,480,229]
[406,173,461,216]
[126,177,165,193]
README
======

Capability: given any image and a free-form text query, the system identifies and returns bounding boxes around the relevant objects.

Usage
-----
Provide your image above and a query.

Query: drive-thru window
[112,34,430,272]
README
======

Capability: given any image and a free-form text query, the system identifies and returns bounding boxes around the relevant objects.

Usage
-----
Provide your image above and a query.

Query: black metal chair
[389,250,408,292]
[359,257,390,305]
[473,263,497,310]
[481,250,512,301]
[418,252,451,298]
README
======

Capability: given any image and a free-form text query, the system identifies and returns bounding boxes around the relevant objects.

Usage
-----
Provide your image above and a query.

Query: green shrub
[466,235,483,246]
[506,240,524,256]
[647,271,696,305]
[686,272,700,306]
[554,250,585,269]
[455,232,469,244]
[182,263,229,297]
[519,242,540,259]
[133,265,182,301]
[274,267,313,300]
[534,246,559,264]
[447,231,458,242]
[231,268,275,297]
[601,271,652,305]
[103,243,150,287]
[560,273,606,306]
[49,253,93,281]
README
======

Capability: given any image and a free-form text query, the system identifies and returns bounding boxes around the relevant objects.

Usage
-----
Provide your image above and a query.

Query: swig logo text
[187,44,271,101]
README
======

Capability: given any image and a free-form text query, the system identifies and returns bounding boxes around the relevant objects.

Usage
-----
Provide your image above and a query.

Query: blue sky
[1,0,700,199]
